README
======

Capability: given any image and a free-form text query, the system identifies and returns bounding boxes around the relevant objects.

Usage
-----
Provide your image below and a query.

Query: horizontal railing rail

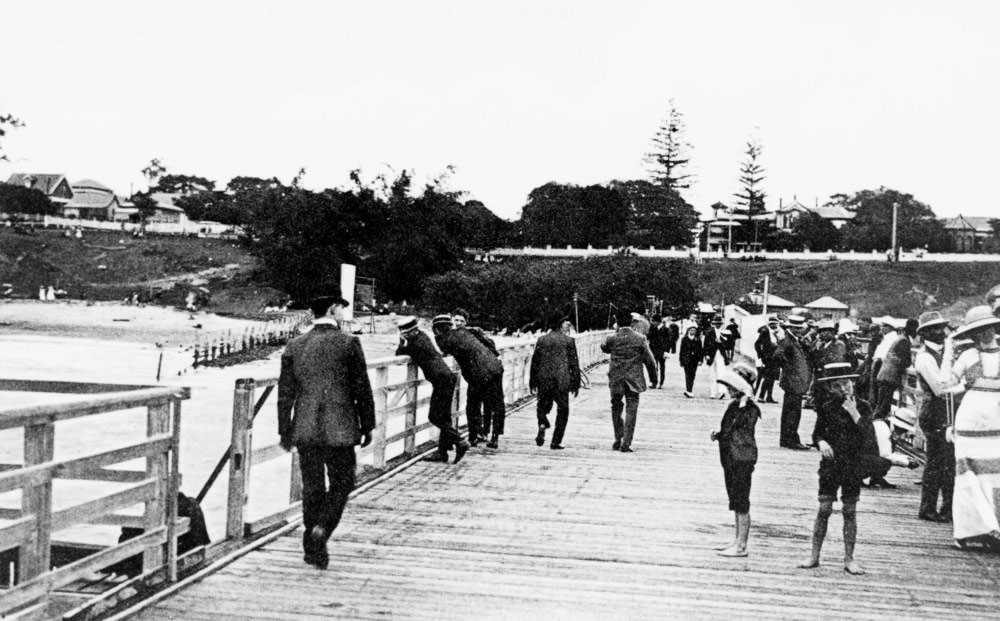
[0,380,189,619]
[219,330,612,540]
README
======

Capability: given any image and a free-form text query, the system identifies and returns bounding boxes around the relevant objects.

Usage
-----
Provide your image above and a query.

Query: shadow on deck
[128,363,1000,620]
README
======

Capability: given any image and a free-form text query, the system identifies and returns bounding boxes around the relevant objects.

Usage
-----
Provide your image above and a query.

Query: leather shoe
[550,444,565,450]
[486,435,499,449]
[422,452,449,463]
[535,426,546,447]
[869,477,897,489]
[454,440,470,464]
[612,439,621,450]
[918,511,942,522]
[784,443,810,451]
[619,447,634,453]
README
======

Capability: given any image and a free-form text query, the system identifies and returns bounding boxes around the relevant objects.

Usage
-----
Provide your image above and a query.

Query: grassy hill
[3,228,999,321]
[0,228,283,315]
[692,259,1000,320]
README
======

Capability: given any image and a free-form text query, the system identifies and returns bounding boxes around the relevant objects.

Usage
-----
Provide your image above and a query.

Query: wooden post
[143,402,170,572]
[164,399,182,582]
[20,422,54,582]
[226,379,255,540]
[404,362,419,455]
[372,366,389,468]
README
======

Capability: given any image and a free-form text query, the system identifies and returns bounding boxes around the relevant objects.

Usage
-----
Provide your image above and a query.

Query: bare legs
[717,512,750,557]
[799,499,864,574]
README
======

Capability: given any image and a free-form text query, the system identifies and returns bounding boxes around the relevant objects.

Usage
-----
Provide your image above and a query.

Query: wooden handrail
[221,330,612,539]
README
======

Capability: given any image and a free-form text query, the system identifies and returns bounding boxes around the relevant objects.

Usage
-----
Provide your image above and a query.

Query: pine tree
[732,137,768,251]
[644,101,692,193]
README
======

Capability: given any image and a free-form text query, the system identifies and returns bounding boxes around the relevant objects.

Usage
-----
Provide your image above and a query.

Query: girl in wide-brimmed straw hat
[710,362,761,558]
[942,305,1000,551]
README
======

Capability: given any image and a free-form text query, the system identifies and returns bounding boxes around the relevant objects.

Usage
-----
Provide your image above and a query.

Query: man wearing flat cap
[278,293,375,569]
[913,311,961,522]
[396,316,470,464]
[529,314,581,449]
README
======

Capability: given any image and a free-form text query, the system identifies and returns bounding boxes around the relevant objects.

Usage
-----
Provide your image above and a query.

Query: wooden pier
[125,361,1000,620]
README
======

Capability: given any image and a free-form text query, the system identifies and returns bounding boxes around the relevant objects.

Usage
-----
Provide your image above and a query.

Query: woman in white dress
[943,305,1000,550]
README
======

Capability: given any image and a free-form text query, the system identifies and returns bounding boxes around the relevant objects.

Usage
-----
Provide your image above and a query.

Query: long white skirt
[952,385,1000,540]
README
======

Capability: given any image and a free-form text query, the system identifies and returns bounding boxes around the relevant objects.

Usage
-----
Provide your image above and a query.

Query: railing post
[226,379,255,540]
[404,362,419,455]
[372,366,389,468]
[20,422,54,583]
[143,402,170,572]
[165,399,182,583]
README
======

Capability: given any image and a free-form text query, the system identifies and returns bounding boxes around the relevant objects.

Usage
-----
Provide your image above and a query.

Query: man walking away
[396,316,470,464]
[278,293,375,570]
[602,309,658,453]
[529,314,581,449]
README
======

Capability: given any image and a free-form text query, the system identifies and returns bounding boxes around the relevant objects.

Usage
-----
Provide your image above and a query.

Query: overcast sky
[2,0,998,221]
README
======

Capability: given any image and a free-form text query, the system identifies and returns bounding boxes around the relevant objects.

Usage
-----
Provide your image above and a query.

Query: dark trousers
[298,445,356,552]
[537,390,570,446]
[779,391,803,446]
[655,356,666,387]
[666,340,676,354]
[611,390,640,449]
[468,374,506,437]
[874,380,898,420]
[430,375,462,456]
[683,364,698,392]
[920,431,955,516]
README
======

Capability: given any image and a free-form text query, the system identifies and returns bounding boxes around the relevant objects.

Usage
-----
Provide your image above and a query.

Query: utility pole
[762,275,769,315]
[891,201,899,262]
[573,292,579,332]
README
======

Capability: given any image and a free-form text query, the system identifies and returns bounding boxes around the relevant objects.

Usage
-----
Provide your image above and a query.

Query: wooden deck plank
[132,362,1000,619]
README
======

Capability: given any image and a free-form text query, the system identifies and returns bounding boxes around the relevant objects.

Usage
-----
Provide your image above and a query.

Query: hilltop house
[943,215,996,253]
[65,179,122,220]
[5,173,74,210]
[774,198,855,231]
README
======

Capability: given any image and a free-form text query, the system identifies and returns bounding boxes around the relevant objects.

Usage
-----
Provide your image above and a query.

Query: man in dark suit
[647,314,671,388]
[602,309,658,453]
[873,318,918,421]
[666,317,680,356]
[773,314,812,450]
[703,315,729,399]
[434,314,506,449]
[278,293,375,569]
[753,316,779,403]
[452,308,502,444]
[530,315,581,449]
[396,316,470,464]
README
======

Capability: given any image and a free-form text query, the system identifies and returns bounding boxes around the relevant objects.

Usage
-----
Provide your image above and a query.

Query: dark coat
[679,334,703,368]
[529,330,581,395]
[278,323,376,448]
[602,328,658,394]
[396,329,455,386]
[436,327,503,386]
[718,399,760,463]
[876,335,914,385]
[811,338,848,371]
[702,327,726,364]
[668,322,680,344]
[647,324,671,358]
[773,331,811,394]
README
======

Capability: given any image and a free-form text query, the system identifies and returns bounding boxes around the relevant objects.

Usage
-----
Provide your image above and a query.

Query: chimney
[779,197,783,208]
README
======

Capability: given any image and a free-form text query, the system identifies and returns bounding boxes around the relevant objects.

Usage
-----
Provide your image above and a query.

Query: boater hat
[916,311,950,333]
[952,305,1000,340]
[431,314,453,329]
[815,361,859,382]
[711,315,724,326]
[397,316,419,332]
[783,314,807,329]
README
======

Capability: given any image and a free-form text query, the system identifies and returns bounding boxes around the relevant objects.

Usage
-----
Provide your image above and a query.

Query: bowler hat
[952,305,1000,339]
[309,293,349,316]
[711,315,723,326]
[916,311,950,333]
[397,316,419,332]
[815,361,859,382]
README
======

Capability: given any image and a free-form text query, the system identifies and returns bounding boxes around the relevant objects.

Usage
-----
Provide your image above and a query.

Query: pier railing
[217,330,612,541]
[0,380,189,619]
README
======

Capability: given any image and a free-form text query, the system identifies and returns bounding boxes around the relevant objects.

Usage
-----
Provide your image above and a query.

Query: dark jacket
[702,327,726,364]
[718,399,760,463]
[436,327,503,386]
[278,323,376,447]
[814,396,870,459]
[529,330,581,395]
[602,327,658,394]
[679,334,703,368]
[876,335,914,385]
[668,322,680,348]
[754,328,776,366]
[773,332,811,394]
[647,324,671,358]
[396,328,455,386]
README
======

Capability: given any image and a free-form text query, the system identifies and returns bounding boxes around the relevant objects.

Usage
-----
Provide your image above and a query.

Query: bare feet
[717,546,748,557]
[798,558,820,569]
[844,560,866,575]
[713,541,737,551]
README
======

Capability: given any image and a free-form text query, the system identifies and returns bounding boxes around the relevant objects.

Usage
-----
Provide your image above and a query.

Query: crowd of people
[274,286,1000,571]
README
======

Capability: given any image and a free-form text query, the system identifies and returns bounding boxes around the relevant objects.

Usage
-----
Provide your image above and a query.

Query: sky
[2,0,998,221]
